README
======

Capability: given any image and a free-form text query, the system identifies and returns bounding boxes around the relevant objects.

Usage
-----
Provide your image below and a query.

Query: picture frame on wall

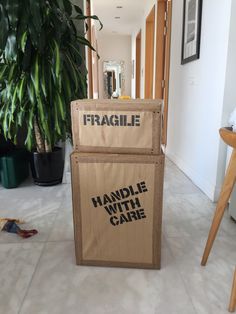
[181,0,203,64]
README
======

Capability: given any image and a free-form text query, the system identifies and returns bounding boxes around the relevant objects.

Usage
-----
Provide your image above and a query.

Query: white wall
[216,0,236,189]
[166,0,233,201]
[97,33,132,98]
[131,0,157,99]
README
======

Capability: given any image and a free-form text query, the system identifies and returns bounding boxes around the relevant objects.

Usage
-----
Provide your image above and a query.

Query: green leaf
[18,76,26,103]
[27,81,35,104]
[20,31,27,52]
[73,4,83,15]
[62,69,71,102]
[74,14,103,30]
[25,110,34,150]
[63,0,72,16]
[29,0,42,33]
[77,35,96,51]
[28,22,39,48]
[8,64,16,82]
[28,106,34,129]
[11,85,18,117]
[0,65,8,81]
[64,52,79,92]
[17,105,26,127]
[5,32,17,62]
[68,43,83,65]
[3,102,10,138]
[54,100,61,135]
[38,31,46,53]
[31,55,39,95]
[6,0,19,30]
[53,40,60,79]
[56,91,66,121]
[17,5,29,49]
[0,3,9,50]
[41,62,47,98]
[22,38,32,71]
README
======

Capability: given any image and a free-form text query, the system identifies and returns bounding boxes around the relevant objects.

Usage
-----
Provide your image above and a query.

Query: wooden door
[145,6,155,99]
[155,0,172,145]
[136,31,141,99]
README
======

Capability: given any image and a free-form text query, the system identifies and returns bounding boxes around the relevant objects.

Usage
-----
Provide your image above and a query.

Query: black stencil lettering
[91,196,103,208]
[104,203,118,215]
[119,214,129,224]
[130,197,141,210]
[110,216,119,226]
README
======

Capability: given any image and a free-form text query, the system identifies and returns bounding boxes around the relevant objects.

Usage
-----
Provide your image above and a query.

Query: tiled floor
[0,159,236,314]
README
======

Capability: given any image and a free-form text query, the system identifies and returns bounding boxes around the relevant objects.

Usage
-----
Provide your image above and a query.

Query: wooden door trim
[136,30,141,99]
[155,0,166,100]
[162,0,172,145]
[86,0,93,99]
[145,6,155,99]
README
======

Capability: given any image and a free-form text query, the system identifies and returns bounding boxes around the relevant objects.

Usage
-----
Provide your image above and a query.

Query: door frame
[86,0,93,99]
[145,6,156,99]
[136,30,142,99]
[155,0,172,145]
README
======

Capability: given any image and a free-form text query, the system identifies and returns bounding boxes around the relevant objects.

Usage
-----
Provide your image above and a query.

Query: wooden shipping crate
[71,99,162,155]
[71,152,165,269]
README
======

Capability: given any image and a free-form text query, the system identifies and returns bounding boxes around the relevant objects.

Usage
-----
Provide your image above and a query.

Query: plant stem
[45,139,52,153]
[34,119,45,153]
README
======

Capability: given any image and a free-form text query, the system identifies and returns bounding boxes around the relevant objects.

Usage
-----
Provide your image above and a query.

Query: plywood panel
[71,152,165,269]
[71,99,162,155]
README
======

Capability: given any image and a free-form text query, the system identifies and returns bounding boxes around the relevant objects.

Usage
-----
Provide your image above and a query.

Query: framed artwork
[181,0,203,64]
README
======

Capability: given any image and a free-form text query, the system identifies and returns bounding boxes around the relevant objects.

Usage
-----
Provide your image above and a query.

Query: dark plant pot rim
[32,146,62,155]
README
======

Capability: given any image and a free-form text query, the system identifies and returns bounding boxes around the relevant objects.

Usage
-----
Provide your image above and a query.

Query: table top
[219,127,236,148]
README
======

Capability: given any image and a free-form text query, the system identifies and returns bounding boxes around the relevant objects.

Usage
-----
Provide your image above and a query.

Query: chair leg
[201,149,236,266]
[229,268,236,312]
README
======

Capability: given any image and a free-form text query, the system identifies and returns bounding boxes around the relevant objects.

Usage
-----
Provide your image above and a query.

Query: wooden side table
[201,127,236,312]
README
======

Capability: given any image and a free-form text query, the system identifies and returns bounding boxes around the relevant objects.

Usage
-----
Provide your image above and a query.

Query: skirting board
[166,151,221,202]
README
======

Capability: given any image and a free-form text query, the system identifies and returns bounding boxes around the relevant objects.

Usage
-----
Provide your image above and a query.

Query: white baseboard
[166,151,219,202]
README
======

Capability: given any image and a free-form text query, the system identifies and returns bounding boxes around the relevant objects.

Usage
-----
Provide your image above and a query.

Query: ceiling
[92,0,147,35]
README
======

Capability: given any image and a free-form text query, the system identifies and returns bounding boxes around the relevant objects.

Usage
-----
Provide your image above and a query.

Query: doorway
[145,6,155,99]
[136,31,141,99]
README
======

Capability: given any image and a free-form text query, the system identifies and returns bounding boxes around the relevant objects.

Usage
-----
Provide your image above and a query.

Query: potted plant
[0,0,101,186]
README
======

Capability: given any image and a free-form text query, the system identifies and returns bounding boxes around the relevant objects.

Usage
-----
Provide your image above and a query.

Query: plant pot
[30,147,65,186]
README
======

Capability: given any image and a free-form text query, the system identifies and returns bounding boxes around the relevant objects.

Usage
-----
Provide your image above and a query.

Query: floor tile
[0,184,67,243]
[48,198,74,242]
[0,242,44,314]
[19,240,196,314]
[167,236,236,314]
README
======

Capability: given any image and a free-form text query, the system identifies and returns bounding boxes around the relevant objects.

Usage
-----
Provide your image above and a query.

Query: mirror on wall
[103,60,125,99]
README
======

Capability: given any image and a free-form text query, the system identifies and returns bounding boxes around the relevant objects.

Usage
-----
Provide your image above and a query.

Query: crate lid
[71,99,163,112]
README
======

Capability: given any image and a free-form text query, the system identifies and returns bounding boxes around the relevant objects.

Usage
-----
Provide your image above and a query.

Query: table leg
[229,268,236,312]
[201,149,236,266]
